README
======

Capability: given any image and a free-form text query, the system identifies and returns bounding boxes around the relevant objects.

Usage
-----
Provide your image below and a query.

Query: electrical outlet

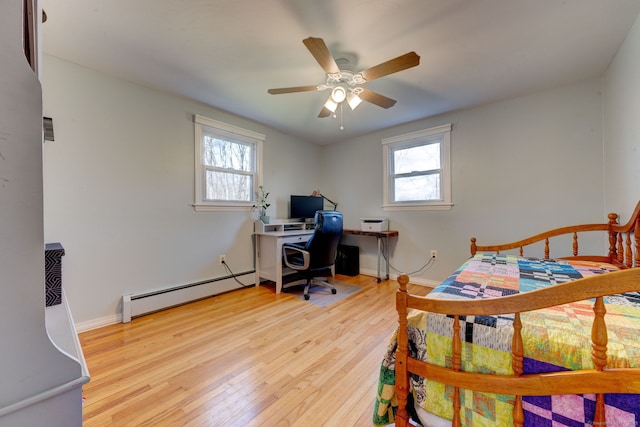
[219,254,226,265]
[430,250,438,259]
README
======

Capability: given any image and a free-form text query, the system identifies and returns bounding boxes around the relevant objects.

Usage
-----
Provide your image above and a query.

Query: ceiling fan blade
[318,106,332,118]
[303,37,340,75]
[268,85,319,95]
[359,88,397,109]
[359,52,420,82]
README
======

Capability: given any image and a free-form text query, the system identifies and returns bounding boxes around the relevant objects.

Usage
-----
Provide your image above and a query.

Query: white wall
[44,16,640,325]
[603,11,640,216]
[42,55,321,327]
[325,79,606,282]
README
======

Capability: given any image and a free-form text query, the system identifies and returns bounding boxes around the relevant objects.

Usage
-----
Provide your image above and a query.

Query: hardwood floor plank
[80,275,431,426]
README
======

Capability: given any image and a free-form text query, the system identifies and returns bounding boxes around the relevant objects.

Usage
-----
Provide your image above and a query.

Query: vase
[260,215,270,224]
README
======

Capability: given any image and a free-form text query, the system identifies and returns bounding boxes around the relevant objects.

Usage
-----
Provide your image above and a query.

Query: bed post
[625,233,633,268]
[396,273,410,427]
[591,296,608,425]
[470,237,477,256]
[608,212,619,262]
[544,238,550,259]
[452,315,462,426]
[512,313,524,427]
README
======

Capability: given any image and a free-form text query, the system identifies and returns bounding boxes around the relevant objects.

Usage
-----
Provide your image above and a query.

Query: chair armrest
[282,243,310,270]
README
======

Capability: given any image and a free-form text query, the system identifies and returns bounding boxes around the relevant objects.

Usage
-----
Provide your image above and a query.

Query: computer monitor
[290,195,324,221]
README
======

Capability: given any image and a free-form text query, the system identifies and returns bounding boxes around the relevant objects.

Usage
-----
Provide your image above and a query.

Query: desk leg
[376,236,390,282]
[384,236,390,281]
[377,237,382,283]
[255,237,261,288]
[275,241,283,294]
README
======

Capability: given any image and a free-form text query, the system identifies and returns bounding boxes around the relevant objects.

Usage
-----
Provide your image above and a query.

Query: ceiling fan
[268,37,420,119]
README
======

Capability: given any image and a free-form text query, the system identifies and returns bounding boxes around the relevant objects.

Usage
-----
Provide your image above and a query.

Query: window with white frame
[382,124,452,210]
[193,115,264,211]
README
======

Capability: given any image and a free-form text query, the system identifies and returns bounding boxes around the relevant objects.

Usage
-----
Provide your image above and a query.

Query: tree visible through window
[382,124,452,210]
[194,115,264,211]
[203,136,254,201]
[393,142,441,201]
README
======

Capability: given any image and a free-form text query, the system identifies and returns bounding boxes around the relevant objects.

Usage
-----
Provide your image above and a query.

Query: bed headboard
[470,201,640,268]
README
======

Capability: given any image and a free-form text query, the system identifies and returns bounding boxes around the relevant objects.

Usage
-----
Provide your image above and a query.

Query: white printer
[360,217,389,232]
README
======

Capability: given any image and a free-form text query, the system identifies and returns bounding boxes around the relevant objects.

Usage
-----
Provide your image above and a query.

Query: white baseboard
[357,267,440,288]
[75,314,120,332]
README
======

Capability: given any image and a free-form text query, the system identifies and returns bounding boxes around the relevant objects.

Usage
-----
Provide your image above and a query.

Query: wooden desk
[254,223,399,292]
[255,229,314,294]
[342,229,399,282]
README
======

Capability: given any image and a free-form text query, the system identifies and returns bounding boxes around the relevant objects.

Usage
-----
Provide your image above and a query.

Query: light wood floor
[79,275,431,426]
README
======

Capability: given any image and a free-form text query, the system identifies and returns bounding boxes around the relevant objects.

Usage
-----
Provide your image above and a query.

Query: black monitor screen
[290,195,323,220]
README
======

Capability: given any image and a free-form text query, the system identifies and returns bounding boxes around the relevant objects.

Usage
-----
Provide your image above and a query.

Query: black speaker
[336,244,359,276]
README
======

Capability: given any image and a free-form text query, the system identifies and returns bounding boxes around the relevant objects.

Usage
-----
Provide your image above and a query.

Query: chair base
[282,277,337,300]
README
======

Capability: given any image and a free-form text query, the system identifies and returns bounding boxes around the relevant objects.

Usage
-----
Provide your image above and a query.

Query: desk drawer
[281,234,311,245]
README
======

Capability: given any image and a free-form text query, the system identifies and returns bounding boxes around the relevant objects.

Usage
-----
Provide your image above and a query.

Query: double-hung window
[382,124,452,210]
[193,115,264,211]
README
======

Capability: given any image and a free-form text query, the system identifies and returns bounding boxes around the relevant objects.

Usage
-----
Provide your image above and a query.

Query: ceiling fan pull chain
[339,103,344,130]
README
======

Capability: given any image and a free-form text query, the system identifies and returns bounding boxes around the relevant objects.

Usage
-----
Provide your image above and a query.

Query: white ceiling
[41,0,640,145]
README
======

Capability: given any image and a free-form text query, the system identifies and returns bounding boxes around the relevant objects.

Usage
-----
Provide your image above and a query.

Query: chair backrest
[304,211,343,269]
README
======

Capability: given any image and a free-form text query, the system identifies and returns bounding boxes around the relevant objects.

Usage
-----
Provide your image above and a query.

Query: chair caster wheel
[304,294,310,300]
[331,289,337,294]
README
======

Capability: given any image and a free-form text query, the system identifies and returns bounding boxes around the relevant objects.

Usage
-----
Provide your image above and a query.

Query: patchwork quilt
[374,254,640,427]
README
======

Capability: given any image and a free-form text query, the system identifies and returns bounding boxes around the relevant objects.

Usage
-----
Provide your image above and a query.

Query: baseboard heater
[122,271,254,323]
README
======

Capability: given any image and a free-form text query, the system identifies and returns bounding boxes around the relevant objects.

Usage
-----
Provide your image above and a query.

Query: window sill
[192,204,252,212]
[382,203,453,211]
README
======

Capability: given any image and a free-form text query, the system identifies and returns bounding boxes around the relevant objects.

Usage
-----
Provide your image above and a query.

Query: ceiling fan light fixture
[324,96,339,113]
[347,92,362,110]
[331,86,347,103]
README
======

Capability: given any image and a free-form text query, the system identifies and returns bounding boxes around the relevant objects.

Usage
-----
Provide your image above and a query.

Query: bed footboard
[394,268,640,427]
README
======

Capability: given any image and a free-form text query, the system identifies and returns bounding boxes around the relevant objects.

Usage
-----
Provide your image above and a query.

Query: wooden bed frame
[395,201,640,427]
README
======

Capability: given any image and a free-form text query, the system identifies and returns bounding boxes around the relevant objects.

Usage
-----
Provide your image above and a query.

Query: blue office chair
[282,210,343,300]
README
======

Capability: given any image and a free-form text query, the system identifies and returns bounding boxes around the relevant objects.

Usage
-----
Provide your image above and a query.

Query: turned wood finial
[470,237,477,256]
[398,273,410,292]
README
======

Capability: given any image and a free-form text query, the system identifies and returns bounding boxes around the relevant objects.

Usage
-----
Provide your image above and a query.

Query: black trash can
[336,244,359,276]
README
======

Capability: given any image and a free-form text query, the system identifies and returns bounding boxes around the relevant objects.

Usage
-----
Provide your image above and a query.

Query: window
[382,124,452,210]
[193,115,264,211]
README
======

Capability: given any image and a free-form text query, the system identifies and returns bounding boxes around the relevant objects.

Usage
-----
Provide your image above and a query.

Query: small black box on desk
[336,244,359,276]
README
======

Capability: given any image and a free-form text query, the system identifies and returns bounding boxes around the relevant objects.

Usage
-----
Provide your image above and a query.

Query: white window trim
[382,124,453,211]
[193,114,265,212]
